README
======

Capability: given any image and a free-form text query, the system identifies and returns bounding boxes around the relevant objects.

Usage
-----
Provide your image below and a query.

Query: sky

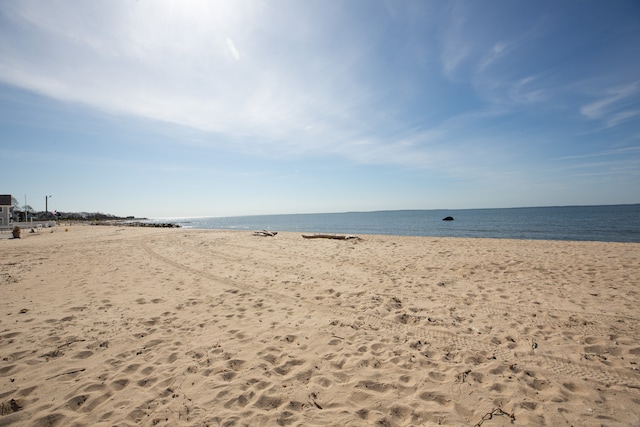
[1,0,639,218]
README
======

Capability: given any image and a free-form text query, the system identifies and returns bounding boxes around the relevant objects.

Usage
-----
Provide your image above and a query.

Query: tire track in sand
[139,238,640,390]
[162,236,638,337]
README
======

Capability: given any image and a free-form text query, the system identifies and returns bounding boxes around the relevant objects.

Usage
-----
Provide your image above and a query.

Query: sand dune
[1,226,639,426]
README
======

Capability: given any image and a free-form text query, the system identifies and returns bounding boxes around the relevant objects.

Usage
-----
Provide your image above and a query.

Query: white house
[0,194,11,228]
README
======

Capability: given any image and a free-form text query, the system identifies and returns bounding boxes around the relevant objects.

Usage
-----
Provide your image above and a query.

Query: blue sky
[1,1,639,218]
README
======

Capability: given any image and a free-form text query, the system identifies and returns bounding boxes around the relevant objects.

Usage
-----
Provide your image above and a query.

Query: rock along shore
[92,220,181,228]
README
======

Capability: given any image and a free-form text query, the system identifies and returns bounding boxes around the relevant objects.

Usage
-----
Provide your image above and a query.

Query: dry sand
[1,225,639,426]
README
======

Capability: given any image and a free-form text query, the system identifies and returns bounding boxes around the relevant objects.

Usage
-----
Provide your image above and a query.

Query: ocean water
[150,204,640,243]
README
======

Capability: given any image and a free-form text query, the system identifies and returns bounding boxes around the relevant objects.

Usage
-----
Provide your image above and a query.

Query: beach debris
[253,230,277,237]
[302,234,361,240]
[309,392,323,410]
[45,368,86,380]
[473,408,515,426]
[40,349,63,360]
[0,399,22,416]
[456,369,472,384]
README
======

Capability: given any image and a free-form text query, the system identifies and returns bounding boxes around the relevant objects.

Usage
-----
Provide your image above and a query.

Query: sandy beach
[1,225,639,426]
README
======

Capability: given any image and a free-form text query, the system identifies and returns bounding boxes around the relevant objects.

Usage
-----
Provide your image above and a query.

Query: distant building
[0,194,11,228]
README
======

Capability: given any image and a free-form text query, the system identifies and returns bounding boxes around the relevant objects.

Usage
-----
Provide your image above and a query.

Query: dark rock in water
[442,216,454,221]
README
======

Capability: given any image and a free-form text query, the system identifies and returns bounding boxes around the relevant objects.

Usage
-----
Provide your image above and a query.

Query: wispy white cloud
[504,75,549,106]
[2,1,482,170]
[580,81,640,127]
[552,146,640,161]
[551,145,640,183]
[435,2,557,117]
[438,2,472,79]
[478,40,513,72]
[563,158,640,176]
[225,37,241,61]
[606,110,640,128]
[0,2,376,156]
[1,0,638,186]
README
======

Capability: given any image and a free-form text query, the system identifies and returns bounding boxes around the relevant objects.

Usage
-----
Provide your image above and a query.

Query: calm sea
[150,204,640,243]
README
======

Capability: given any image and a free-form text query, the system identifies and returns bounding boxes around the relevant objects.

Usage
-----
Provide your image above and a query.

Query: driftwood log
[253,230,277,237]
[302,234,361,240]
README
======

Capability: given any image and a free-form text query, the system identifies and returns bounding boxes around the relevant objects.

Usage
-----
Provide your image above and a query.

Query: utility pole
[24,195,27,223]
[46,195,52,220]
